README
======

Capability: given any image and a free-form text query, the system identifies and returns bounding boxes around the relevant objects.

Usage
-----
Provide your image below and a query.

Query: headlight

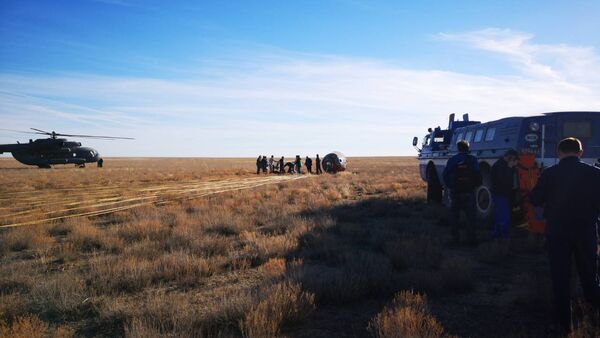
[530,122,540,132]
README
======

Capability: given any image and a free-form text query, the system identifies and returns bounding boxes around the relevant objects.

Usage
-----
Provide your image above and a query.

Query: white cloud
[1,30,599,157]
[438,28,600,84]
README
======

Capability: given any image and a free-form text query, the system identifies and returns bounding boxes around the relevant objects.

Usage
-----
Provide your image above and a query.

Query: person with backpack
[442,140,482,246]
[490,149,519,239]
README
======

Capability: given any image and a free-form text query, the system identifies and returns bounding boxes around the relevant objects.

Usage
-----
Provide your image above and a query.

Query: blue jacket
[530,156,600,232]
[443,152,481,191]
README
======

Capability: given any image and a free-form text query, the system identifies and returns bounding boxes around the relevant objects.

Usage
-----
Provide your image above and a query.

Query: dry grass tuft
[368,290,447,338]
[0,315,48,338]
[239,281,315,338]
[259,258,287,279]
[69,220,122,253]
[0,315,74,338]
[28,272,88,320]
[0,227,52,254]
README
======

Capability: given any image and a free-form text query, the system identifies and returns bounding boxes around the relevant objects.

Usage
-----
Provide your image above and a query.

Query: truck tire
[475,172,493,223]
[426,165,443,204]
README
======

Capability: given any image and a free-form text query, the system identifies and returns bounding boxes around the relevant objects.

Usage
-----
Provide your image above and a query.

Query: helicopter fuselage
[0,138,100,168]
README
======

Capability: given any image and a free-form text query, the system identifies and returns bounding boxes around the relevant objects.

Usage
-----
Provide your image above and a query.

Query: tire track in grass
[0,175,307,228]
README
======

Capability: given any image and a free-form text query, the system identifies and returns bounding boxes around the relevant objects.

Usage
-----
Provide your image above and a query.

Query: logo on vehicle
[525,134,538,142]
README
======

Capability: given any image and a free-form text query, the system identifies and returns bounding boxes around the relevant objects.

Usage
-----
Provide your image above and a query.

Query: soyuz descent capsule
[322,151,347,173]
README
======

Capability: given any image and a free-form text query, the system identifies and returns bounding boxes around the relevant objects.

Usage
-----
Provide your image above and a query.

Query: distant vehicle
[413,111,600,225]
[0,128,133,168]
[322,152,347,173]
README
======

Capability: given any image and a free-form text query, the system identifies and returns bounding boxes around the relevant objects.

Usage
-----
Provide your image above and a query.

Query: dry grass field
[0,157,597,337]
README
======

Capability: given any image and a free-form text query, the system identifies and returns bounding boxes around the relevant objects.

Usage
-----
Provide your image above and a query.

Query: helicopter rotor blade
[53,133,135,140]
[0,128,47,135]
[30,128,53,135]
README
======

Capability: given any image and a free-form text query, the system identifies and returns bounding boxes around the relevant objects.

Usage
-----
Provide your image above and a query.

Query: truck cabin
[422,126,452,151]
[417,113,480,153]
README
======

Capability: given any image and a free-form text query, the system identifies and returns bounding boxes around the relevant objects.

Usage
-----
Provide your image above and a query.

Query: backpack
[453,155,480,192]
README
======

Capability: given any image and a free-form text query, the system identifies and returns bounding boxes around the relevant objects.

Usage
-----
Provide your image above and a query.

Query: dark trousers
[492,194,510,239]
[256,165,260,175]
[307,165,312,174]
[546,224,600,331]
[316,164,322,174]
[449,191,477,243]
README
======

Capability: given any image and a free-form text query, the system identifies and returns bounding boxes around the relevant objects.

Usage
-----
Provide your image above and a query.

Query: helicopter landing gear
[37,164,51,169]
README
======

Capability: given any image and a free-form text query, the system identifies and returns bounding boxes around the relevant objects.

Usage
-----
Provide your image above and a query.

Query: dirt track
[0,175,306,228]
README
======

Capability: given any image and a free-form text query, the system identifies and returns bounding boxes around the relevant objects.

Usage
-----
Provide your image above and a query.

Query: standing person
[305,156,313,174]
[278,156,285,175]
[261,156,268,174]
[256,155,261,175]
[269,155,275,173]
[530,138,600,334]
[442,140,482,246]
[97,158,104,168]
[295,155,302,174]
[316,154,322,174]
[490,149,519,239]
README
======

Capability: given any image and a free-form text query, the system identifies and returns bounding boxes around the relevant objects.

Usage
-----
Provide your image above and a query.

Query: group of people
[443,137,600,334]
[256,155,323,175]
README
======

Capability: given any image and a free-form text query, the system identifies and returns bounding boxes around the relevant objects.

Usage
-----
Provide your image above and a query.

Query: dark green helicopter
[0,128,133,168]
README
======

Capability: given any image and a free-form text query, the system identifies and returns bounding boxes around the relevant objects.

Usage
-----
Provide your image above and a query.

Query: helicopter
[0,128,133,168]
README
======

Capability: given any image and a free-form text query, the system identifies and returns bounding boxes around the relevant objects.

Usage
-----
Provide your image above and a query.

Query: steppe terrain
[0,157,596,337]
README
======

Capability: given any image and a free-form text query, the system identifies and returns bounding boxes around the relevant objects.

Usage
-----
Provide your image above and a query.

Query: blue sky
[1,0,599,157]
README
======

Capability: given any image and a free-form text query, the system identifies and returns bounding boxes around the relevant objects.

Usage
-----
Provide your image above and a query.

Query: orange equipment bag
[516,153,545,233]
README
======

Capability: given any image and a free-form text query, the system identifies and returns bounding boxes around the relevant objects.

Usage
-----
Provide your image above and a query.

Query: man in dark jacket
[443,140,482,246]
[316,154,322,174]
[278,156,285,175]
[490,149,519,239]
[256,156,261,175]
[305,156,313,174]
[530,137,600,333]
[261,156,268,174]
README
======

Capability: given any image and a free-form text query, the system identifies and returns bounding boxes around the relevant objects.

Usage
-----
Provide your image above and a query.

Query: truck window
[465,131,473,143]
[474,129,484,142]
[563,121,592,138]
[423,135,431,147]
[456,132,464,141]
[485,127,496,141]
